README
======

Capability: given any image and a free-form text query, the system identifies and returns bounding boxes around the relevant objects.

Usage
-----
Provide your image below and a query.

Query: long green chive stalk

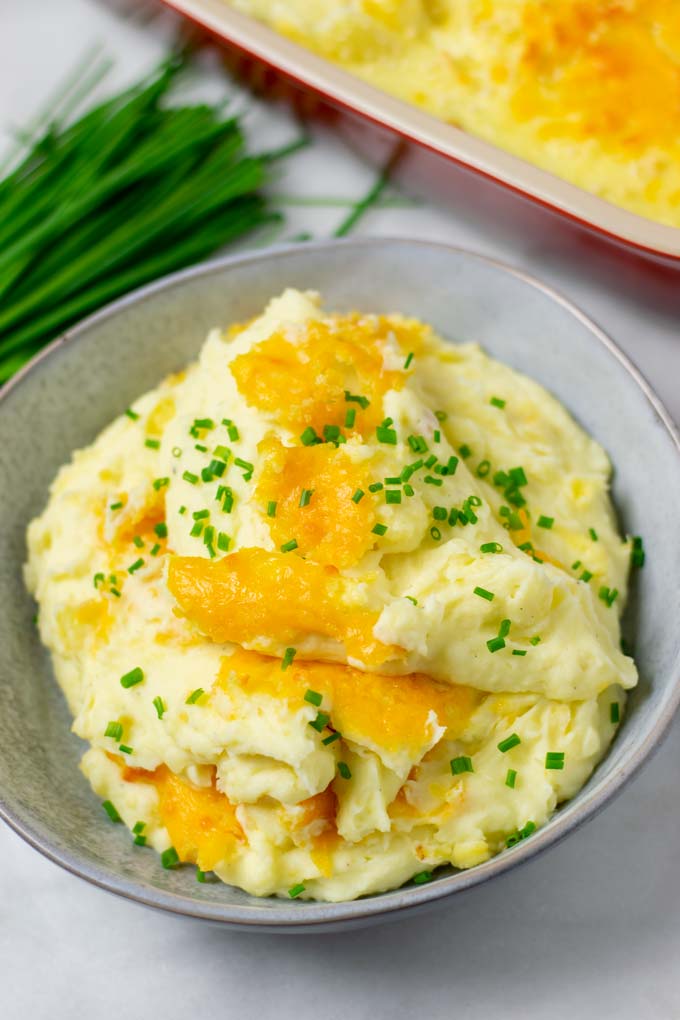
[0,52,302,382]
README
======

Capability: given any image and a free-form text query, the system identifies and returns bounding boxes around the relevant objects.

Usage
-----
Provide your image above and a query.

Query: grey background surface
[2,1,680,1017]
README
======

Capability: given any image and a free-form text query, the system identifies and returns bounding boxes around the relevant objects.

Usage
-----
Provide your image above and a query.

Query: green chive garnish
[288,883,305,898]
[322,731,342,745]
[120,666,144,688]
[610,702,620,724]
[144,438,160,450]
[580,570,593,583]
[277,645,297,673]
[351,489,364,504]
[267,500,277,518]
[344,391,370,409]
[450,755,474,775]
[125,408,140,421]
[154,522,168,539]
[185,688,204,704]
[133,535,144,549]
[530,635,541,646]
[412,871,433,885]
[105,721,123,740]
[300,426,319,446]
[280,539,298,553]
[304,689,323,706]
[434,410,447,422]
[490,396,506,409]
[376,425,397,445]
[598,586,619,607]
[309,711,330,732]
[545,752,565,770]
[182,471,198,485]
[498,733,521,753]
[512,649,527,656]
[153,477,170,490]
[404,352,414,370]
[345,407,356,428]
[110,501,123,511]
[337,762,352,779]
[537,515,554,529]
[589,528,598,541]
[505,769,517,789]
[459,444,472,459]
[487,636,505,653]
[118,744,133,755]
[152,696,166,719]
[631,535,645,568]
[127,558,144,574]
[161,847,180,869]
[299,488,314,507]
[474,586,495,602]
[217,532,230,552]
[372,523,388,536]
[102,800,122,823]
[385,489,401,504]
[480,542,503,553]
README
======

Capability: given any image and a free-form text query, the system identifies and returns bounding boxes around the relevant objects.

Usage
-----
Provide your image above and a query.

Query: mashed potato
[25,290,637,900]
[228,0,680,228]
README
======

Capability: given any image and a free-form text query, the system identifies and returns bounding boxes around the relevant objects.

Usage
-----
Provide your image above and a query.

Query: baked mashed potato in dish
[26,289,640,901]
[227,0,680,228]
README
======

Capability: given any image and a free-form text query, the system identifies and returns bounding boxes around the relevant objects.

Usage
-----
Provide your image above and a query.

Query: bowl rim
[161,0,680,263]
[2,236,679,930]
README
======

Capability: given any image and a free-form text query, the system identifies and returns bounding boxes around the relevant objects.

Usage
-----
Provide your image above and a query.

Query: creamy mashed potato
[25,290,637,901]
[228,0,680,227]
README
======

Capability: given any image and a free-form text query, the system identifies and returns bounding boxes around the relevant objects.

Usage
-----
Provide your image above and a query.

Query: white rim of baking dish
[159,0,680,263]
[1,238,679,931]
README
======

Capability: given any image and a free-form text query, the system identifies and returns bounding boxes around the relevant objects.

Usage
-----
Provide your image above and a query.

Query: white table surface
[2,2,680,1017]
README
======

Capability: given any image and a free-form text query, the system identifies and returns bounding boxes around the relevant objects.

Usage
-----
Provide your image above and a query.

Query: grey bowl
[1,238,679,933]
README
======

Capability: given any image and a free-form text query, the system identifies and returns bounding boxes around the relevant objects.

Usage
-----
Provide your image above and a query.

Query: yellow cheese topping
[220,648,480,754]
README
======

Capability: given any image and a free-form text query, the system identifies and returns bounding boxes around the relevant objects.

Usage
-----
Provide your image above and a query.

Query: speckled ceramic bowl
[1,239,678,933]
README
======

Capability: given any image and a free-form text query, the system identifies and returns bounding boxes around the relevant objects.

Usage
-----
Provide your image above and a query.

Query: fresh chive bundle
[0,52,300,382]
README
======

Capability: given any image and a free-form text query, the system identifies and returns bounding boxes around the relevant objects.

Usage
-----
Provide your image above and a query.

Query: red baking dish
[161,0,680,267]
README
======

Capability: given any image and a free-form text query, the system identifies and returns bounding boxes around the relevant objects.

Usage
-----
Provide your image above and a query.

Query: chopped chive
[412,870,433,885]
[132,535,144,549]
[322,731,342,745]
[351,489,364,504]
[344,390,370,409]
[300,426,319,446]
[498,733,521,753]
[372,523,388,536]
[424,475,443,486]
[110,501,123,511]
[182,471,198,485]
[185,687,204,705]
[152,696,166,719]
[172,446,182,458]
[267,500,277,518]
[193,509,210,520]
[345,407,356,428]
[309,711,330,732]
[610,702,620,724]
[234,457,253,479]
[571,560,582,570]
[430,526,442,541]
[459,444,472,459]
[299,488,314,508]
[376,425,397,445]
[161,847,180,869]
[208,459,226,478]
[589,528,598,541]
[93,572,105,588]
[598,586,619,607]
[473,586,495,602]
[102,800,122,823]
[203,525,215,546]
[278,648,296,673]
[480,542,503,553]
[133,821,146,835]
[127,557,144,574]
[432,506,447,521]
[153,477,170,491]
[190,522,203,537]
[403,351,414,370]
[508,467,528,487]
[529,635,541,646]
[545,752,565,770]
[537,515,554,529]
[487,636,505,653]
[304,689,323,706]
[149,542,160,555]
[104,721,123,740]
[118,744,133,755]
[288,883,305,899]
[323,424,341,443]
[125,408,140,421]
[580,570,593,583]
[120,666,144,688]
[499,619,511,638]
[110,588,122,598]
[505,768,517,789]
[337,762,352,779]
[490,396,506,409]
[403,483,415,497]
[201,467,213,483]
[154,522,168,539]
[280,539,298,553]
[405,595,418,606]
[193,418,215,431]
[476,460,491,477]
[178,505,187,515]
[144,438,160,450]
[450,755,474,775]
[196,869,207,883]
[631,535,645,568]
[408,435,428,454]
[385,489,401,505]
[133,834,147,847]
[213,445,231,462]
[368,482,383,493]
[434,410,447,422]
[425,454,437,469]
[512,649,527,656]
[217,532,230,552]
[434,430,441,443]
[226,423,239,442]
